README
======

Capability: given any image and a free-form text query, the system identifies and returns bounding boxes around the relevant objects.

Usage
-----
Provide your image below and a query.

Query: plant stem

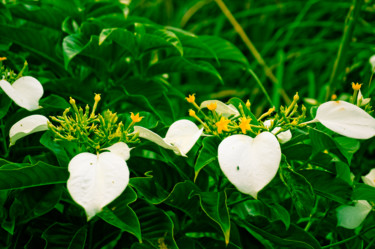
[325,0,363,100]
[247,68,273,107]
[214,0,290,104]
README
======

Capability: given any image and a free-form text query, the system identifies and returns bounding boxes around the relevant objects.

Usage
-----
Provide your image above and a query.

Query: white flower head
[67,142,131,220]
[0,76,43,111]
[263,120,292,144]
[9,114,49,145]
[200,100,239,117]
[336,200,372,229]
[362,168,375,188]
[134,119,203,157]
[218,132,281,199]
[313,101,375,139]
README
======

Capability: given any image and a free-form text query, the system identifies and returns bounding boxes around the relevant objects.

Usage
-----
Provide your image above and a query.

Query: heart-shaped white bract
[134,119,203,157]
[104,142,131,161]
[362,168,375,188]
[200,100,239,117]
[218,132,281,199]
[0,76,43,111]
[263,120,292,144]
[67,143,131,220]
[315,101,375,139]
[336,200,372,229]
[9,114,49,145]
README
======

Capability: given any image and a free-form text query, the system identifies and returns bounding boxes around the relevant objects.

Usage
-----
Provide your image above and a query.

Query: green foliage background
[1,0,375,248]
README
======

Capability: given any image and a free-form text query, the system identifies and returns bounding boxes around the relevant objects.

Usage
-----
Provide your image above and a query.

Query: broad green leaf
[334,136,360,164]
[0,161,68,190]
[99,28,137,57]
[280,167,315,218]
[40,131,70,167]
[133,200,178,249]
[140,30,183,56]
[147,57,223,84]
[62,34,87,69]
[352,184,375,202]
[194,136,220,181]
[98,187,141,242]
[42,223,86,249]
[199,36,249,67]
[162,181,200,218]
[39,94,70,110]
[196,191,231,245]
[300,170,352,204]
[129,175,169,204]
[309,128,337,154]
[282,144,312,161]
[0,95,11,119]
[335,161,352,185]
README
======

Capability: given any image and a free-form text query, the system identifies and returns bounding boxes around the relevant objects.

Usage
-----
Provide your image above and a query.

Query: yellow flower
[216,117,230,134]
[130,112,143,123]
[189,109,196,117]
[238,117,251,134]
[0,57,7,61]
[207,102,217,111]
[352,82,362,91]
[186,94,196,103]
[94,93,101,102]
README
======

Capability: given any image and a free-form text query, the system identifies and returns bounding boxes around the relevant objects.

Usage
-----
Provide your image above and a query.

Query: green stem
[247,68,273,107]
[321,225,375,249]
[325,0,363,100]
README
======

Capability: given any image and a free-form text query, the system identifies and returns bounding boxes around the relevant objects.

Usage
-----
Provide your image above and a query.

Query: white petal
[0,76,43,111]
[164,119,203,156]
[336,200,372,229]
[263,120,292,144]
[218,132,281,199]
[133,126,175,151]
[67,152,129,220]
[362,169,375,188]
[315,101,375,139]
[369,55,375,71]
[104,142,131,161]
[200,100,239,117]
[9,115,49,145]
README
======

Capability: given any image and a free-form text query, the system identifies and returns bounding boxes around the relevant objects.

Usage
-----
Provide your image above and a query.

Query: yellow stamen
[238,117,251,134]
[186,94,196,103]
[130,112,143,123]
[215,117,230,134]
[352,82,362,91]
[207,102,217,111]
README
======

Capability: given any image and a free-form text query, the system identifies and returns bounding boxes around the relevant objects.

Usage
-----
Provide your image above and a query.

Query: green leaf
[309,128,337,154]
[0,95,12,119]
[0,161,68,190]
[40,94,70,110]
[140,29,183,56]
[147,57,223,84]
[42,223,86,249]
[129,175,169,204]
[300,170,352,204]
[194,136,220,181]
[196,191,231,245]
[162,181,200,218]
[98,186,141,242]
[280,167,315,218]
[40,131,70,167]
[282,144,312,161]
[334,136,360,164]
[68,226,87,249]
[133,200,178,249]
[99,28,137,57]
[62,34,87,69]
[352,183,375,202]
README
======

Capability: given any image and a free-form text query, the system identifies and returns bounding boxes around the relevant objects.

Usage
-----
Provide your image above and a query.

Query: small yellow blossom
[331,94,337,100]
[189,109,196,117]
[130,112,143,123]
[216,117,230,134]
[94,93,101,102]
[186,94,196,103]
[352,82,362,91]
[0,57,7,61]
[69,97,76,105]
[245,100,251,109]
[238,117,251,134]
[207,102,217,111]
[293,92,299,101]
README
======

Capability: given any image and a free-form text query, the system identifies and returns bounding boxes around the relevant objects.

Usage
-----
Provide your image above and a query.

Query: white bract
[336,200,372,229]
[313,101,375,139]
[134,119,203,157]
[369,54,375,71]
[9,114,49,145]
[218,132,281,199]
[357,90,371,107]
[361,168,375,188]
[0,76,43,111]
[200,100,239,117]
[263,120,292,144]
[67,142,130,220]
